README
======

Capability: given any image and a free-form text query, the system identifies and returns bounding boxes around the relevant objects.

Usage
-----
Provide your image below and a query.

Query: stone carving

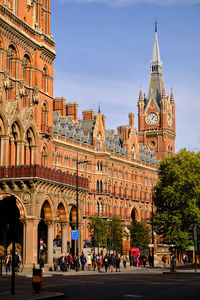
[22,192,31,204]
[32,87,39,105]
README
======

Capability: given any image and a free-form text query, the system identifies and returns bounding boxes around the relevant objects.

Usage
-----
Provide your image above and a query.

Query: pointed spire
[138,84,144,101]
[161,86,166,99]
[170,87,175,103]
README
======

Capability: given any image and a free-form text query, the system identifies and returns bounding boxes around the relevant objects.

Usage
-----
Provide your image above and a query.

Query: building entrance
[0,196,23,259]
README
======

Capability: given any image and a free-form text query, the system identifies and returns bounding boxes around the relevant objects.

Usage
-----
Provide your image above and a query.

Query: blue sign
[71,230,79,240]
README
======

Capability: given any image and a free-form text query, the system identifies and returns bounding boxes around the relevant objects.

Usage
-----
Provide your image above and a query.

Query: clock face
[167,114,171,127]
[147,113,158,125]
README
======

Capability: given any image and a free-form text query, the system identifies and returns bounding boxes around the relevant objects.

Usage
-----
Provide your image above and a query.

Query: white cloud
[60,0,200,7]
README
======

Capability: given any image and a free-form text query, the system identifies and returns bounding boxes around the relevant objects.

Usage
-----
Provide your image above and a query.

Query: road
[1,270,200,300]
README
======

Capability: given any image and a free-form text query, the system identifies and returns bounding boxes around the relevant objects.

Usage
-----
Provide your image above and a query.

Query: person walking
[87,253,92,271]
[93,254,97,271]
[110,254,115,273]
[103,254,109,273]
[68,253,73,270]
[96,253,101,273]
[123,255,127,269]
[142,256,146,267]
[80,252,87,271]
[162,255,167,268]
[130,254,135,267]
[6,254,11,274]
[136,255,140,267]
[115,254,121,272]
[59,253,67,272]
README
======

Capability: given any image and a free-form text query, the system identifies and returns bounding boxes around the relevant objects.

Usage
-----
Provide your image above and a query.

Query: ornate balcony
[0,165,88,189]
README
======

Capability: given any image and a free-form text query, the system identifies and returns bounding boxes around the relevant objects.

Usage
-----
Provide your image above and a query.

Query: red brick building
[0,1,175,269]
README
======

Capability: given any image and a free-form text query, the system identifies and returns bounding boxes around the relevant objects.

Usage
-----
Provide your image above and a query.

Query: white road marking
[124,295,143,298]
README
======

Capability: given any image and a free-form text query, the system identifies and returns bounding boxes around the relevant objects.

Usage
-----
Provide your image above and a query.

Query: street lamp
[75,154,90,272]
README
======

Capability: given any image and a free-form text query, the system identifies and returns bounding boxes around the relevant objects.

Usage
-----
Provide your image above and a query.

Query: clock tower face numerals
[146,113,158,126]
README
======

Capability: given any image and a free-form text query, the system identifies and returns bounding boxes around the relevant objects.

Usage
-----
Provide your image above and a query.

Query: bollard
[32,268,43,293]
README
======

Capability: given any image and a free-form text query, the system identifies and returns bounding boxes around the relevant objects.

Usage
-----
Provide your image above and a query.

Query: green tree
[130,220,151,249]
[88,216,108,248]
[153,148,200,251]
[109,215,124,251]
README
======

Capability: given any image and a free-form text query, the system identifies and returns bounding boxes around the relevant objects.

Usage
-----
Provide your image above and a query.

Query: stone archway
[38,199,54,267]
[0,195,23,260]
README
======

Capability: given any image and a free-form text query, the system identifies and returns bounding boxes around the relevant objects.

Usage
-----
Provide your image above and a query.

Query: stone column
[46,221,54,268]
[0,136,9,166]
[17,141,25,165]
[61,222,68,255]
[22,217,40,271]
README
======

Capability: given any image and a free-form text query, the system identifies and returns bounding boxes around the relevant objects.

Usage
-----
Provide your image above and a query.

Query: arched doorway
[38,200,53,265]
[131,208,137,223]
[0,196,23,259]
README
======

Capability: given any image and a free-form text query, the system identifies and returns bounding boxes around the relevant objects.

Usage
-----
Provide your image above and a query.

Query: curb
[0,291,64,300]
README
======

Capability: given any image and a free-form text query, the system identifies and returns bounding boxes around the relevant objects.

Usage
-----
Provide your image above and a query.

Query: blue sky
[51,0,200,152]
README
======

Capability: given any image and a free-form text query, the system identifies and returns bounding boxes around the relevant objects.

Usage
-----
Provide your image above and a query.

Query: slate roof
[53,111,159,166]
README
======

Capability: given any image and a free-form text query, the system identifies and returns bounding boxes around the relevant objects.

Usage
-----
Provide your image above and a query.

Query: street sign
[148,244,154,248]
[71,230,79,240]
[40,239,43,246]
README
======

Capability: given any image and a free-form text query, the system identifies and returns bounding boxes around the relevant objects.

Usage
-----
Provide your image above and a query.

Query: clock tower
[138,24,176,161]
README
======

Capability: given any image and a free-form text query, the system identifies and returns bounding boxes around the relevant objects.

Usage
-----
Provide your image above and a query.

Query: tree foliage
[88,215,124,250]
[153,148,200,251]
[130,220,151,249]
[88,216,108,248]
[109,215,124,251]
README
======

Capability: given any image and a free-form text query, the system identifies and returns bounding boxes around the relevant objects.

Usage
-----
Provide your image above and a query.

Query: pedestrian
[130,254,134,267]
[87,253,92,271]
[142,256,146,267]
[96,253,101,273]
[162,255,167,268]
[80,252,87,271]
[123,255,127,269]
[115,254,121,272]
[110,254,115,272]
[59,253,67,272]
[68,253,73,270]
[148,254,153,267]
[6,254,11,273]
[103,254,109,273]
[73,255,79,271]
[170,254,176,272]
[15,252,20,273]
[136,255,140,267]
[93,254,97,271]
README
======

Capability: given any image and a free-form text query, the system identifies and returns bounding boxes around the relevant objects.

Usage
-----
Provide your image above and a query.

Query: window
[41,102,48,132]
[42,66,48,93]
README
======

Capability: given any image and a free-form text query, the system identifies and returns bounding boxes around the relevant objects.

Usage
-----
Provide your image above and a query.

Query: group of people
[5,252,21,273]
[58,252,128,273]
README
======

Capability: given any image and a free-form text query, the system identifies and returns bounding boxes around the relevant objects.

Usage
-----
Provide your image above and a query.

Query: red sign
[40,239,43,246]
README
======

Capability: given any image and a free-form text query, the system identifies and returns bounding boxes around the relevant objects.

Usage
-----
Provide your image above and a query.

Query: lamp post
[76,155,90,272]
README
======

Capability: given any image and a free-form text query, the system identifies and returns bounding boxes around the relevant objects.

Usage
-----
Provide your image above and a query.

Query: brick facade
[0,1,175,268]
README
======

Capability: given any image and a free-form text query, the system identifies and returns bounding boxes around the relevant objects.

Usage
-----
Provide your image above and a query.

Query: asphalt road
[1,272,200,300]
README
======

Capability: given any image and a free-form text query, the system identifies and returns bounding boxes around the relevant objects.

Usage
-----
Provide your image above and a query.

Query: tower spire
[147,22,165,108]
